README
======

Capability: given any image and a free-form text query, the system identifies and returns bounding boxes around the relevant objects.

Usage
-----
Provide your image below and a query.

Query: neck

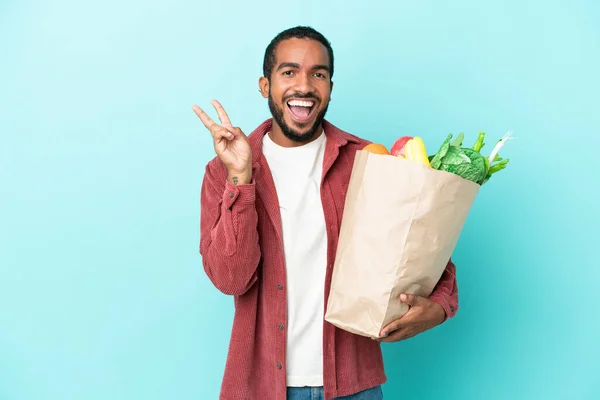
[269,122,323,148]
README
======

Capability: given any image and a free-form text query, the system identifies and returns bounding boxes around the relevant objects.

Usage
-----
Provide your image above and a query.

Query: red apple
[390,136,413,157]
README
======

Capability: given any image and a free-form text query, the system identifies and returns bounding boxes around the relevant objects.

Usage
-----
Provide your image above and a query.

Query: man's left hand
[374,293,446,343]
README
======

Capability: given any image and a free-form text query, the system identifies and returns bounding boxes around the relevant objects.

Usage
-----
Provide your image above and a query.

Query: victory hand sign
[193,100,252,185]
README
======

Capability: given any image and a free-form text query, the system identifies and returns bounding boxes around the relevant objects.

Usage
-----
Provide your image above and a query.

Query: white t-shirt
[262,130,328,387]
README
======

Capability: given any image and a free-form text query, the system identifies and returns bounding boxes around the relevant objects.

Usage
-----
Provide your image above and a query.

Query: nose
[293,72,314,94]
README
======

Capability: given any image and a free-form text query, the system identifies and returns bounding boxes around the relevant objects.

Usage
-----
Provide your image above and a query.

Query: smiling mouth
[286,99,317,123]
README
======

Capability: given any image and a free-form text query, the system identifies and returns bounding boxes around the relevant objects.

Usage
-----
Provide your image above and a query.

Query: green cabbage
[430,132,510,185]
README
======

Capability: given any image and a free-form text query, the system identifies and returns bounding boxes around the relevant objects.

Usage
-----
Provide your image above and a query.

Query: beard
[268,91,329,143]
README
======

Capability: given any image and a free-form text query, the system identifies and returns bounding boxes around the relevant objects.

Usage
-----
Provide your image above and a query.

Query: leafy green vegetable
[472,132,485,152]
[430,134,486,183]
[436,147,486,183]
[451,132,464,147]
[488,158,509,174]
[481,158,510,184]
[482,156,490,178]
[429,131,513,185]
[430,134,453,170]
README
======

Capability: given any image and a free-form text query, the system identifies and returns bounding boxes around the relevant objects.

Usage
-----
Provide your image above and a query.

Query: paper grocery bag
[325,150,480,338]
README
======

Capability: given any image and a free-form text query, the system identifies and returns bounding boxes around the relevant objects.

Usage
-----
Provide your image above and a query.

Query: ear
[258,77,269,98]
[329,80,334,96]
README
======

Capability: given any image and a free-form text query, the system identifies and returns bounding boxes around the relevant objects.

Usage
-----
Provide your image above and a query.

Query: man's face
[261,38,333,143]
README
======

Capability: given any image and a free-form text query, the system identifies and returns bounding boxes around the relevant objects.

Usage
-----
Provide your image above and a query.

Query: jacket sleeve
[199,160,261,295]
[428,258,459,321]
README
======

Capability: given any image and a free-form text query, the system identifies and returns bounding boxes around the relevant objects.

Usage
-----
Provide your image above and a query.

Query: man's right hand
[193,100,252,185]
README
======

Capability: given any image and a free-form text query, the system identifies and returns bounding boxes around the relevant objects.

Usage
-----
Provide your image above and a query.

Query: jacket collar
[247,118,360,169]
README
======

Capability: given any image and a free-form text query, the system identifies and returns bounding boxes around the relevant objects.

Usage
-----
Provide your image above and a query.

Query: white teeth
[287,99,314,107]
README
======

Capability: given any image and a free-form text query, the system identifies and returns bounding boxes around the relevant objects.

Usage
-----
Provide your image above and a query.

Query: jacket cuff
[222,179,256,210]
[428,292,457,321]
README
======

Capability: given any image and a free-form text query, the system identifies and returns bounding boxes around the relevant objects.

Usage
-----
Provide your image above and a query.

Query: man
[193,26,458,400]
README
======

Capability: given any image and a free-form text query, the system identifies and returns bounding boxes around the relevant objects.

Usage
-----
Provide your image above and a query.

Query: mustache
[284,92,320,102]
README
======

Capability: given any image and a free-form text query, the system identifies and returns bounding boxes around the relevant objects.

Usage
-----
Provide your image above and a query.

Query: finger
[376,328,408,343]
[211,100,233,128]
[192,105,218,130]
[212,126,234,143]
[399,293,421,307]
[225,126,245,138]
[380,305,420,337]
[380,319,406,337]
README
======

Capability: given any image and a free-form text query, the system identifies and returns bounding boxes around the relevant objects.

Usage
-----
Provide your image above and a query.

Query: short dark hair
[263,26,334,80]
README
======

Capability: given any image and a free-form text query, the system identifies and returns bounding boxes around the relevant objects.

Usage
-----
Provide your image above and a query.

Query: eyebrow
[276,62,330,73]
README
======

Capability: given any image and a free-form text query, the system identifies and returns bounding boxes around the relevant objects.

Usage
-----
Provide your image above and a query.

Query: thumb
[399,293,421,306]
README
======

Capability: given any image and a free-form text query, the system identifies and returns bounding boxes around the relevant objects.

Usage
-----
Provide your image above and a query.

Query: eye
[314,72,327,79]
[283,70,294,76]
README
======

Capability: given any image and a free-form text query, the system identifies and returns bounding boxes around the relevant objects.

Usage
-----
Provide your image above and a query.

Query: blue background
[1,0,598,399]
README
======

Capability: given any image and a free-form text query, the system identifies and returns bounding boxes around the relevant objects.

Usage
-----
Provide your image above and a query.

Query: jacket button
[229,192,234,198]
[277,284,283,290]
[276,362,282,369]
[450,306,455,312]
[278,323,284,330]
